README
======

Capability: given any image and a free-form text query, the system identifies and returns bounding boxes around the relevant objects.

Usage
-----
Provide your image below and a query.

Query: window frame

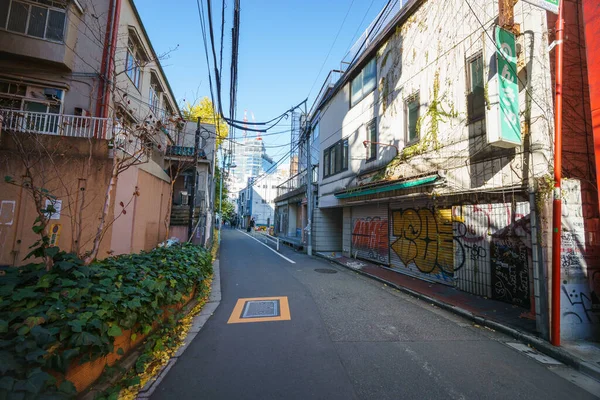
[350,58,377,108]
[0,0,67,43]
[149,83,161,116]
[365,119,377,162]
[323,138,349,178]
[126,38,143,89]
[404,93,420,146]
[466,52,486,123]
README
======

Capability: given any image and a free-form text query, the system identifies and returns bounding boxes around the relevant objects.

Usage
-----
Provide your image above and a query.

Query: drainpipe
[96,0,121,125]
[530,188,549,340]
[551,0,564,347]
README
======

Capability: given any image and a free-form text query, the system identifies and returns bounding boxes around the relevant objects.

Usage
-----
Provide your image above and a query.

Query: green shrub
[0,244,212,399]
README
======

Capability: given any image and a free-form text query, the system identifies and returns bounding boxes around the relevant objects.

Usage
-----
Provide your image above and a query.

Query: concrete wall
[316,0,553,201]
[0,136,115,266]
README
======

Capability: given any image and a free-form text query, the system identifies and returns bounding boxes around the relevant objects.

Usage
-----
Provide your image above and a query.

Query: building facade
[309,0,599,343]
[0,0,183,264]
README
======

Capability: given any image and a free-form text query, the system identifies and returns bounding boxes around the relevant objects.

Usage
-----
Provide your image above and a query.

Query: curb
[317,254,600,382]
[136,259,222,399]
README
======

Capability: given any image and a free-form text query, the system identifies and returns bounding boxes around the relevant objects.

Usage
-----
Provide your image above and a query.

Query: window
[323,138,348,178]
[405,93,420,144]
[366,120,377,161]
[0,0,67,42]
[0,80,62,114]
[312,122,319,144]
[350,58,377,107]
[149,84,160,115]
[467,54,485,122]
[126,38,143,89]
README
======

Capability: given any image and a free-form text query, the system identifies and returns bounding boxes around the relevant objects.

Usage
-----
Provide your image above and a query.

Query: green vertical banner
[495,27,521,145]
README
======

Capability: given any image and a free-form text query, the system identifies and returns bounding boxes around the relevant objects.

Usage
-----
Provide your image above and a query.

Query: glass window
[363,59,377,94]
[366,120,377,161]
[323,139,349,177]
[149,84,160,115]
[27,5,47,38]
[3,0,66,41]
[467,54,485,122]
[7,1,28,33]
[127,38,142,89]
[46,9,65,41]
[0,2,9,28]
[406,94,420,144]
[350,58,377,107]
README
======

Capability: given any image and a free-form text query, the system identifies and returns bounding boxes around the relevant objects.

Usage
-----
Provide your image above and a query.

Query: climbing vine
[400,70,458,160]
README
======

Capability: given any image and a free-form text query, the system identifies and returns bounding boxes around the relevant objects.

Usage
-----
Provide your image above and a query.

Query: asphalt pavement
[151,229,599,400]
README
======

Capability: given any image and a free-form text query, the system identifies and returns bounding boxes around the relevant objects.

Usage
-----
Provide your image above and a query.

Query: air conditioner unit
[180,191,189,205]
[44,88,63,101]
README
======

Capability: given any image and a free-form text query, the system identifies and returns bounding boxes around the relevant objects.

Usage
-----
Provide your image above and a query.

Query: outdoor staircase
[170,205,191,226]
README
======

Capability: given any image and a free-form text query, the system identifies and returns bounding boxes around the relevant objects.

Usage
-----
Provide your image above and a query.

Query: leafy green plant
[0,244,212,399]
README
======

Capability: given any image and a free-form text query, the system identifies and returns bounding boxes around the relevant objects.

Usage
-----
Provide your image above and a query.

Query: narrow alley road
[151,229,598,400]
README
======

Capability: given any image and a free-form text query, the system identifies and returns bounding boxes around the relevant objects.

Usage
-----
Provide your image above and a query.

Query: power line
[305,0,357,101]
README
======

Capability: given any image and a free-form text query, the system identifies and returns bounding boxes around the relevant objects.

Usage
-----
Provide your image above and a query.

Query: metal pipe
[551,0,564,347]
[188,117,201,240]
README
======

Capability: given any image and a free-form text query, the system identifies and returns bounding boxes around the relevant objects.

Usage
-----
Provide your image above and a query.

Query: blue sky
[135,0,388,155]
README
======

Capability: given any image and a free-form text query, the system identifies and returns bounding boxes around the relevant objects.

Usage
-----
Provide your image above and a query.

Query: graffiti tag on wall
[351,217,389,263]
[390,208,454,279]
[490,237,530,308]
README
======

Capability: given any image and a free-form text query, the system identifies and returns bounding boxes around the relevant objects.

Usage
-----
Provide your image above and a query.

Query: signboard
[522,0,559,14]
[486,27,521,148]
[49,224,61,247]
[44,199,62,220]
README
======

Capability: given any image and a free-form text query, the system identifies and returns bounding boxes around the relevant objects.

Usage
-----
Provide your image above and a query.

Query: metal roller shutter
[389,200,455,285]
[350,203,389,264]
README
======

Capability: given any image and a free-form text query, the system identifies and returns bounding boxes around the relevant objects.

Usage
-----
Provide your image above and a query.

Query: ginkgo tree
[183,97,228,148]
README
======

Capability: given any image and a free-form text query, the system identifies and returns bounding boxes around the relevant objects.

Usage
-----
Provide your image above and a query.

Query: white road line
[236,229,296,264]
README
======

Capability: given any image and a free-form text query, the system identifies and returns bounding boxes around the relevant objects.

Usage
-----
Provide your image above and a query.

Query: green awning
[334,175,439,199]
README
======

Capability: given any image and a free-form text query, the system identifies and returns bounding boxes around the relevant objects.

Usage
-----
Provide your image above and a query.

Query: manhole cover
[242,300,280,318]
[314,268,338,274]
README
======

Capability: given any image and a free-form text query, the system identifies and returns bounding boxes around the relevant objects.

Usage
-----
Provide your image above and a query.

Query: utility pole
[218,149,227,243]
[306,122,313,256]
[188,117,201,240]
[551,0,564,347]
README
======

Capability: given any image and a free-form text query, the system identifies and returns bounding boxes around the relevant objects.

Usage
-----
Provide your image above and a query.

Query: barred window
[0,0,67,42]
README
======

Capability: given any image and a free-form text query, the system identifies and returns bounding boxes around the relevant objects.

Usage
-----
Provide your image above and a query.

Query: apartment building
[166,120,217,247]
[0,0,183,264]
[309,0,599,342]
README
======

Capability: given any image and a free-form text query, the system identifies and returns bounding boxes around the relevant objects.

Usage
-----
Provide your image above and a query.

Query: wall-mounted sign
[45,199,62,220]
[522,0,559,14]
[49,223,61,247]
[486,27,521,148]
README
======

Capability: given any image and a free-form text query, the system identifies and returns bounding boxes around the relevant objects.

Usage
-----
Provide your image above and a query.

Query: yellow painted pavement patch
[227,296,291,324]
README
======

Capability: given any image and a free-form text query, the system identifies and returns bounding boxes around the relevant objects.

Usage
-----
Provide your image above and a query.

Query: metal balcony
[166,145,208,157]
[0,109,111,139]
[276,169,307,199]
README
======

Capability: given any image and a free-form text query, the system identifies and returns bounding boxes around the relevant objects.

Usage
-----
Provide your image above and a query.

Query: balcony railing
[0,109,111,139]
[276,169,307,198]
[165,145,208,160]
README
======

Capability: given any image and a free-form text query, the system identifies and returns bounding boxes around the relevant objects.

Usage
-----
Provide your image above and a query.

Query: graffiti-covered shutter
[389,202,455,285]
[453,202,531,306]
[351,204,389,264]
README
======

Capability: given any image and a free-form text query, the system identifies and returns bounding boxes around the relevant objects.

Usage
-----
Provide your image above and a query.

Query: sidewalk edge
[136,259,221,399]
[317,254,600,382]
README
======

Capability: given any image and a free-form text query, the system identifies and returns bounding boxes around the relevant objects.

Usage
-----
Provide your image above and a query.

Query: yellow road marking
[227,296,291,324]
